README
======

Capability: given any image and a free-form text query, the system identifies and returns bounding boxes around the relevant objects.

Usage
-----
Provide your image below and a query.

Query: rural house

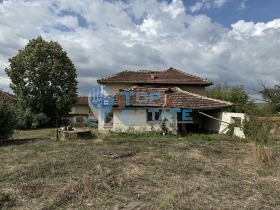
[67,96,97,125]
[96,68,237,135]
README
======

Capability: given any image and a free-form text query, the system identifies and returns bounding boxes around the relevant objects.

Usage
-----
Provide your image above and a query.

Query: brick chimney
[164,88,174,108]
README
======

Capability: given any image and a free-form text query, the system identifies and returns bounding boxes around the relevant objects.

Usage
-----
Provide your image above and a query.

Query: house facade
[96,67,233,135]
[67,96,97,125]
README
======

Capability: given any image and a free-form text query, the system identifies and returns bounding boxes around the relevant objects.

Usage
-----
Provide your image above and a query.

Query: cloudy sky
[0,0,280,98]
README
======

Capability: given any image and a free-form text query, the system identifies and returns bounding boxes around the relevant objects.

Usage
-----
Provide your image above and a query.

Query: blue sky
[182,0,280,27]
[0,0,280,99]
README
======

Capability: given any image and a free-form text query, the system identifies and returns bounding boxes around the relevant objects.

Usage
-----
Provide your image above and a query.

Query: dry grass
[0,130,280,209]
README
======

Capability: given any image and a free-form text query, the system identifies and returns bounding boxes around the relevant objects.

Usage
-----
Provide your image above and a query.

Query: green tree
[258,83,280,113]
[5,36,78,125]
[207,82,255,113]
[0,91,16,141]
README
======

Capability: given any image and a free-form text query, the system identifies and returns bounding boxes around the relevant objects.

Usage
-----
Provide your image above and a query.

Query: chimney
[151,73,155,79]
[164,88,174,108]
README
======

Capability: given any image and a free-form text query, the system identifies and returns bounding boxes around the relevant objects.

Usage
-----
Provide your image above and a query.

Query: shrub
[31,112,50,128]
[161,119,169,135]
[16,108,50,129]
[242,116,272,143]
[0,99,17,141]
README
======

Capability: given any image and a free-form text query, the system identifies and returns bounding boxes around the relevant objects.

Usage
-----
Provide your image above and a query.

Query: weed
[186,134,219,141]
[0,129,279,209]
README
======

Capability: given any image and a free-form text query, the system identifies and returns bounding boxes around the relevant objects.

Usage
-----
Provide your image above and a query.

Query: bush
[31,112,50,128]
[226,122,240,136]
[0,100,16,141]
[16,108,50,129]
[242,116,272,143]
[160,120,169,134]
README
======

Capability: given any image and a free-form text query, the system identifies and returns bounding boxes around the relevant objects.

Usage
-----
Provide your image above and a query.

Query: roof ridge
[98,69,162,81]
[173,87,232,105]
[98,68,213,85]
[98,70,131,81]
[166,67,211,84]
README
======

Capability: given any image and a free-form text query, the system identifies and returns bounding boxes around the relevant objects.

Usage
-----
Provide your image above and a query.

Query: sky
[0,0,280,99]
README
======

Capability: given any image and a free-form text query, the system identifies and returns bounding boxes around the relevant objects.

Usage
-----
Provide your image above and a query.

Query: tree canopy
[258,83,280,113]
[0,90,16,141]
[207,83,255,113]
[5,36,78,124]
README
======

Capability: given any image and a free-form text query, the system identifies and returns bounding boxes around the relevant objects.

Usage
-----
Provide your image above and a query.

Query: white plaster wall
[103,83,207,96]
[219,112,245,134]
[178,85,207,96]
[69,107,75,114]
[97,109,114,132]
[112,109,177,132]
[201,111,245,137]
[68,105,98,125]
[73,105,90,114]
[234,127,245,139]
[102,83,135,94]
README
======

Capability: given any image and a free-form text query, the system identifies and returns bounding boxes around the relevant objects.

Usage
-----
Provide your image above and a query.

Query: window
[147,110,161,121]
[76,117,84,123]
[232,117,242,126]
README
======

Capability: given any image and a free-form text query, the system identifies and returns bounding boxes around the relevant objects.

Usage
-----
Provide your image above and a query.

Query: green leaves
[206,82,255,113]
[0,95,16,141]
[5,36,78,125]
[259,83,280,112]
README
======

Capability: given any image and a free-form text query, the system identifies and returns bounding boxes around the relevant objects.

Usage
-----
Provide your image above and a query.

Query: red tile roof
[114,86,232,110]
[76,96,88,105]
[98,67,212,86]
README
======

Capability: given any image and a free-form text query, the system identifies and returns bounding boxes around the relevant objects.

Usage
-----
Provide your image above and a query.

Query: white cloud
[0,0,279,98]
[190,1,205,13]
[55,16,79,30]
[139,15,161,37]
[230,19,280,38]
[213,0,227,7]
[239,0,246,10]
[190,0,228,13]
[162,0,185,19]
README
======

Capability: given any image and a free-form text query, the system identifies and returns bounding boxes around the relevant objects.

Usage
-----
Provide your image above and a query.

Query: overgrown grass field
[0,129,280,209]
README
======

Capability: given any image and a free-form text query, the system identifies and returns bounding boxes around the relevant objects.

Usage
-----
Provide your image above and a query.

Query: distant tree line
[207,82,280,116]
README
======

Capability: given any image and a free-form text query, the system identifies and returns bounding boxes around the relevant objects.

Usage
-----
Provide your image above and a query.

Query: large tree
[5,36,78,124]
[207,82,255,113]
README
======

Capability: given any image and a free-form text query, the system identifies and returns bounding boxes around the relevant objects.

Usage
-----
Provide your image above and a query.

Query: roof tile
[98,67,212,86]
[114,86,232,110]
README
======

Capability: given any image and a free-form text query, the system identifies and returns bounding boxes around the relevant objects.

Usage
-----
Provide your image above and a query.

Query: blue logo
[87,85,114,126]
[86,86,193,127]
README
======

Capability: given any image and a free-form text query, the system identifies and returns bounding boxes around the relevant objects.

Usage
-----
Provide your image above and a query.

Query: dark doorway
[177,110,199,136]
